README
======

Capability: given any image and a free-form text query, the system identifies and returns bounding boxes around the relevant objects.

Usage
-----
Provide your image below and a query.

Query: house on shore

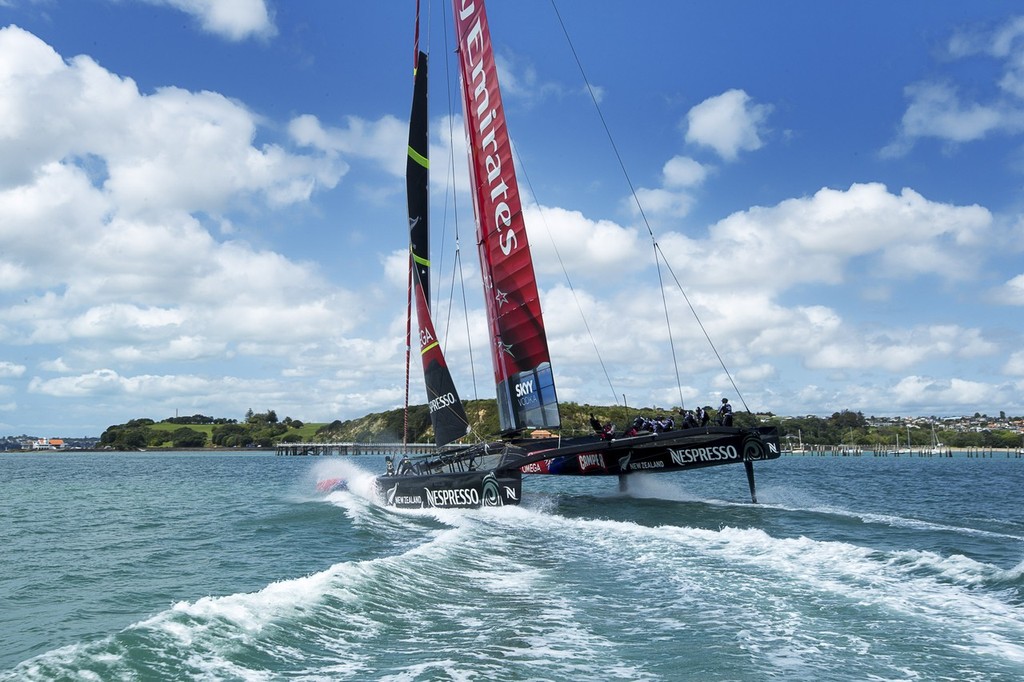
[31,438,66,450]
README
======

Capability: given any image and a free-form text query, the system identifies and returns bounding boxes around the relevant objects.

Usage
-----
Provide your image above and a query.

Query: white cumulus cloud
[685,89,772,161]
[140,0,275,41]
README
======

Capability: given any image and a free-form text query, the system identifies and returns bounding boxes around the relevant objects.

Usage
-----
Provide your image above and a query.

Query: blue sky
[2,0,1024,437]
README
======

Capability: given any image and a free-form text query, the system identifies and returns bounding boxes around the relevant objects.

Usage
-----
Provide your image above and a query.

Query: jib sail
[407,49,470,446]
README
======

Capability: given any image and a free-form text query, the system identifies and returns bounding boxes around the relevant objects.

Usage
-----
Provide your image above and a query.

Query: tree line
[99,410,306,450]
[98,405,1023,451]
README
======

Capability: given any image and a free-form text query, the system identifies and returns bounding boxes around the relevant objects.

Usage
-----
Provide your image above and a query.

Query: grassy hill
[314,400,719,443]
[99,401,745,450]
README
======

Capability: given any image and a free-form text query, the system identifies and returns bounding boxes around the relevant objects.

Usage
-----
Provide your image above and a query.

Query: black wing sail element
[407,50,470,446]
[408,51,431,306]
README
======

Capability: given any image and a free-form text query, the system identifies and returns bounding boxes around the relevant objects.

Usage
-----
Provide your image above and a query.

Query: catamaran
[373,0,781,509]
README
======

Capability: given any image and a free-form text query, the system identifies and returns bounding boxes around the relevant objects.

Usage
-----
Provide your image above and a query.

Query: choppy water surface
[2,451,1022,680]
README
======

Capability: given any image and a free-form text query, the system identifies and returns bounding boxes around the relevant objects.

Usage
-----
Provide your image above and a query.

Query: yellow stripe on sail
[421,341,439,355]
[408,145,429,170]
[409,244,430,266]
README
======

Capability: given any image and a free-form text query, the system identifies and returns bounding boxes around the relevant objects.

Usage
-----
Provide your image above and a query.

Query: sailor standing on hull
[718,398,734,426]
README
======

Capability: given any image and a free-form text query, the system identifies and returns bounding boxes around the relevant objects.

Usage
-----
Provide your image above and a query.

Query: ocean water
[2,451,1023,681]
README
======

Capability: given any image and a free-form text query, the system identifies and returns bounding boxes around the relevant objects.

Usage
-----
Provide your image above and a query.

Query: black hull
[371,428,779,508]
[517,426,781,476]
[374,468,523,509]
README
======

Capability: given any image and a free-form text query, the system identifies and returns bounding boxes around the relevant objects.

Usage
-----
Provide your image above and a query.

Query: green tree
[117,427,151,450]
[213,423,252,447]
[170,427,207,448]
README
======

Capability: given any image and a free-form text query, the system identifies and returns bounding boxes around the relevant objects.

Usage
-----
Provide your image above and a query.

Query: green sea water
[2,450,1023,680]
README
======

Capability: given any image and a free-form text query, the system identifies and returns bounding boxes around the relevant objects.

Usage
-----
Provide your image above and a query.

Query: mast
[403,2,422,450]
[407,48,471,447]
[452,0,560,435]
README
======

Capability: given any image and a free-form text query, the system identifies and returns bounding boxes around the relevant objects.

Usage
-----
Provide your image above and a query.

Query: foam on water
[6,452,1024,681]
[629,469,1024,544]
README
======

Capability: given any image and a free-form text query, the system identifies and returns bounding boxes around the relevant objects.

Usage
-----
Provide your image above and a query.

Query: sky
[2,1,1024,437]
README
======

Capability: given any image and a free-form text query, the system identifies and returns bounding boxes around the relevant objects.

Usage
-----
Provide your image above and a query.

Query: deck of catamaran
[277,442,1024,458]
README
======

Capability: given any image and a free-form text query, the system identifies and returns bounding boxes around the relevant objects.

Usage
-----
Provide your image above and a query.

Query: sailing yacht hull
[518,427,781,476]
[374,469,523,509]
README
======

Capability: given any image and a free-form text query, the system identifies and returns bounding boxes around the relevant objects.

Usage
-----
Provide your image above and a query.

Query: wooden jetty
[275,442,439,456]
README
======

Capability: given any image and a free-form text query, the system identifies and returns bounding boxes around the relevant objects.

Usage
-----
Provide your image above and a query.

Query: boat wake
[6,496,1024,681]
[308,459,380,503]
[618,472,1024,544]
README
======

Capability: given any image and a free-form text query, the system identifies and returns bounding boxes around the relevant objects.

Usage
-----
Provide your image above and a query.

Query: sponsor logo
[578,453,607,473]
[515,379,534,398]
[425,487,481,508]
[385,484,423,508]
[458,2,519,258]
[503,486,518,502]
[628,460,665,470]
[418,327,434,348]
[429,392,457,413]
[515,378,538,407]
[483,473,507,503]
[520,461,548,474]
[743,437,770,461]
[669,444,741,465]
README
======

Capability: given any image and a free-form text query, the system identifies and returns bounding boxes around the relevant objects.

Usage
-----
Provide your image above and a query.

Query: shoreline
[5,445,1024,459]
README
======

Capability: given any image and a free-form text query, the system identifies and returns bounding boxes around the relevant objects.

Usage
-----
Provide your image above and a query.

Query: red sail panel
[413,267,470,446]
[452,0,560,434]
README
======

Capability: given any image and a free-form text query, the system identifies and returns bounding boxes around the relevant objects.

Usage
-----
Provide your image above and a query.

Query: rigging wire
[429,0,480,443]
[549,0,746,412]
[654,243,750,413]
[653,248,686,409]
[439,0,481,406]
[511,141,620,407]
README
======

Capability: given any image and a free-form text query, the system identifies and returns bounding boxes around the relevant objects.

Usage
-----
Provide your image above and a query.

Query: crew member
[718,398,734,426]
[699,406,711,427]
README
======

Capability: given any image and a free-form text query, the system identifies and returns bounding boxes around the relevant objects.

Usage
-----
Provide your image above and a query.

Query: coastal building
[31,438,66,450]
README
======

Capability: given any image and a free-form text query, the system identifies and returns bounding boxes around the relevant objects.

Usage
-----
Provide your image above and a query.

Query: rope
[512,140,620,406]
[550,0,746,413]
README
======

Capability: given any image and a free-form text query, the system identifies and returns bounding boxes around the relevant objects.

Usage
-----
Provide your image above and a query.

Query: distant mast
[452,0,560,434]
[406,46,470,446]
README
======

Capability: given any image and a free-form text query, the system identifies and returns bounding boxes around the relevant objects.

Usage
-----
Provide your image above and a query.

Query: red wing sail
[414,270,470,445]
[452,0,560,434]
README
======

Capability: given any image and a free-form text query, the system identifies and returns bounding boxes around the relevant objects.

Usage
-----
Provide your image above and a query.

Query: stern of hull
[375,469,523,509]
